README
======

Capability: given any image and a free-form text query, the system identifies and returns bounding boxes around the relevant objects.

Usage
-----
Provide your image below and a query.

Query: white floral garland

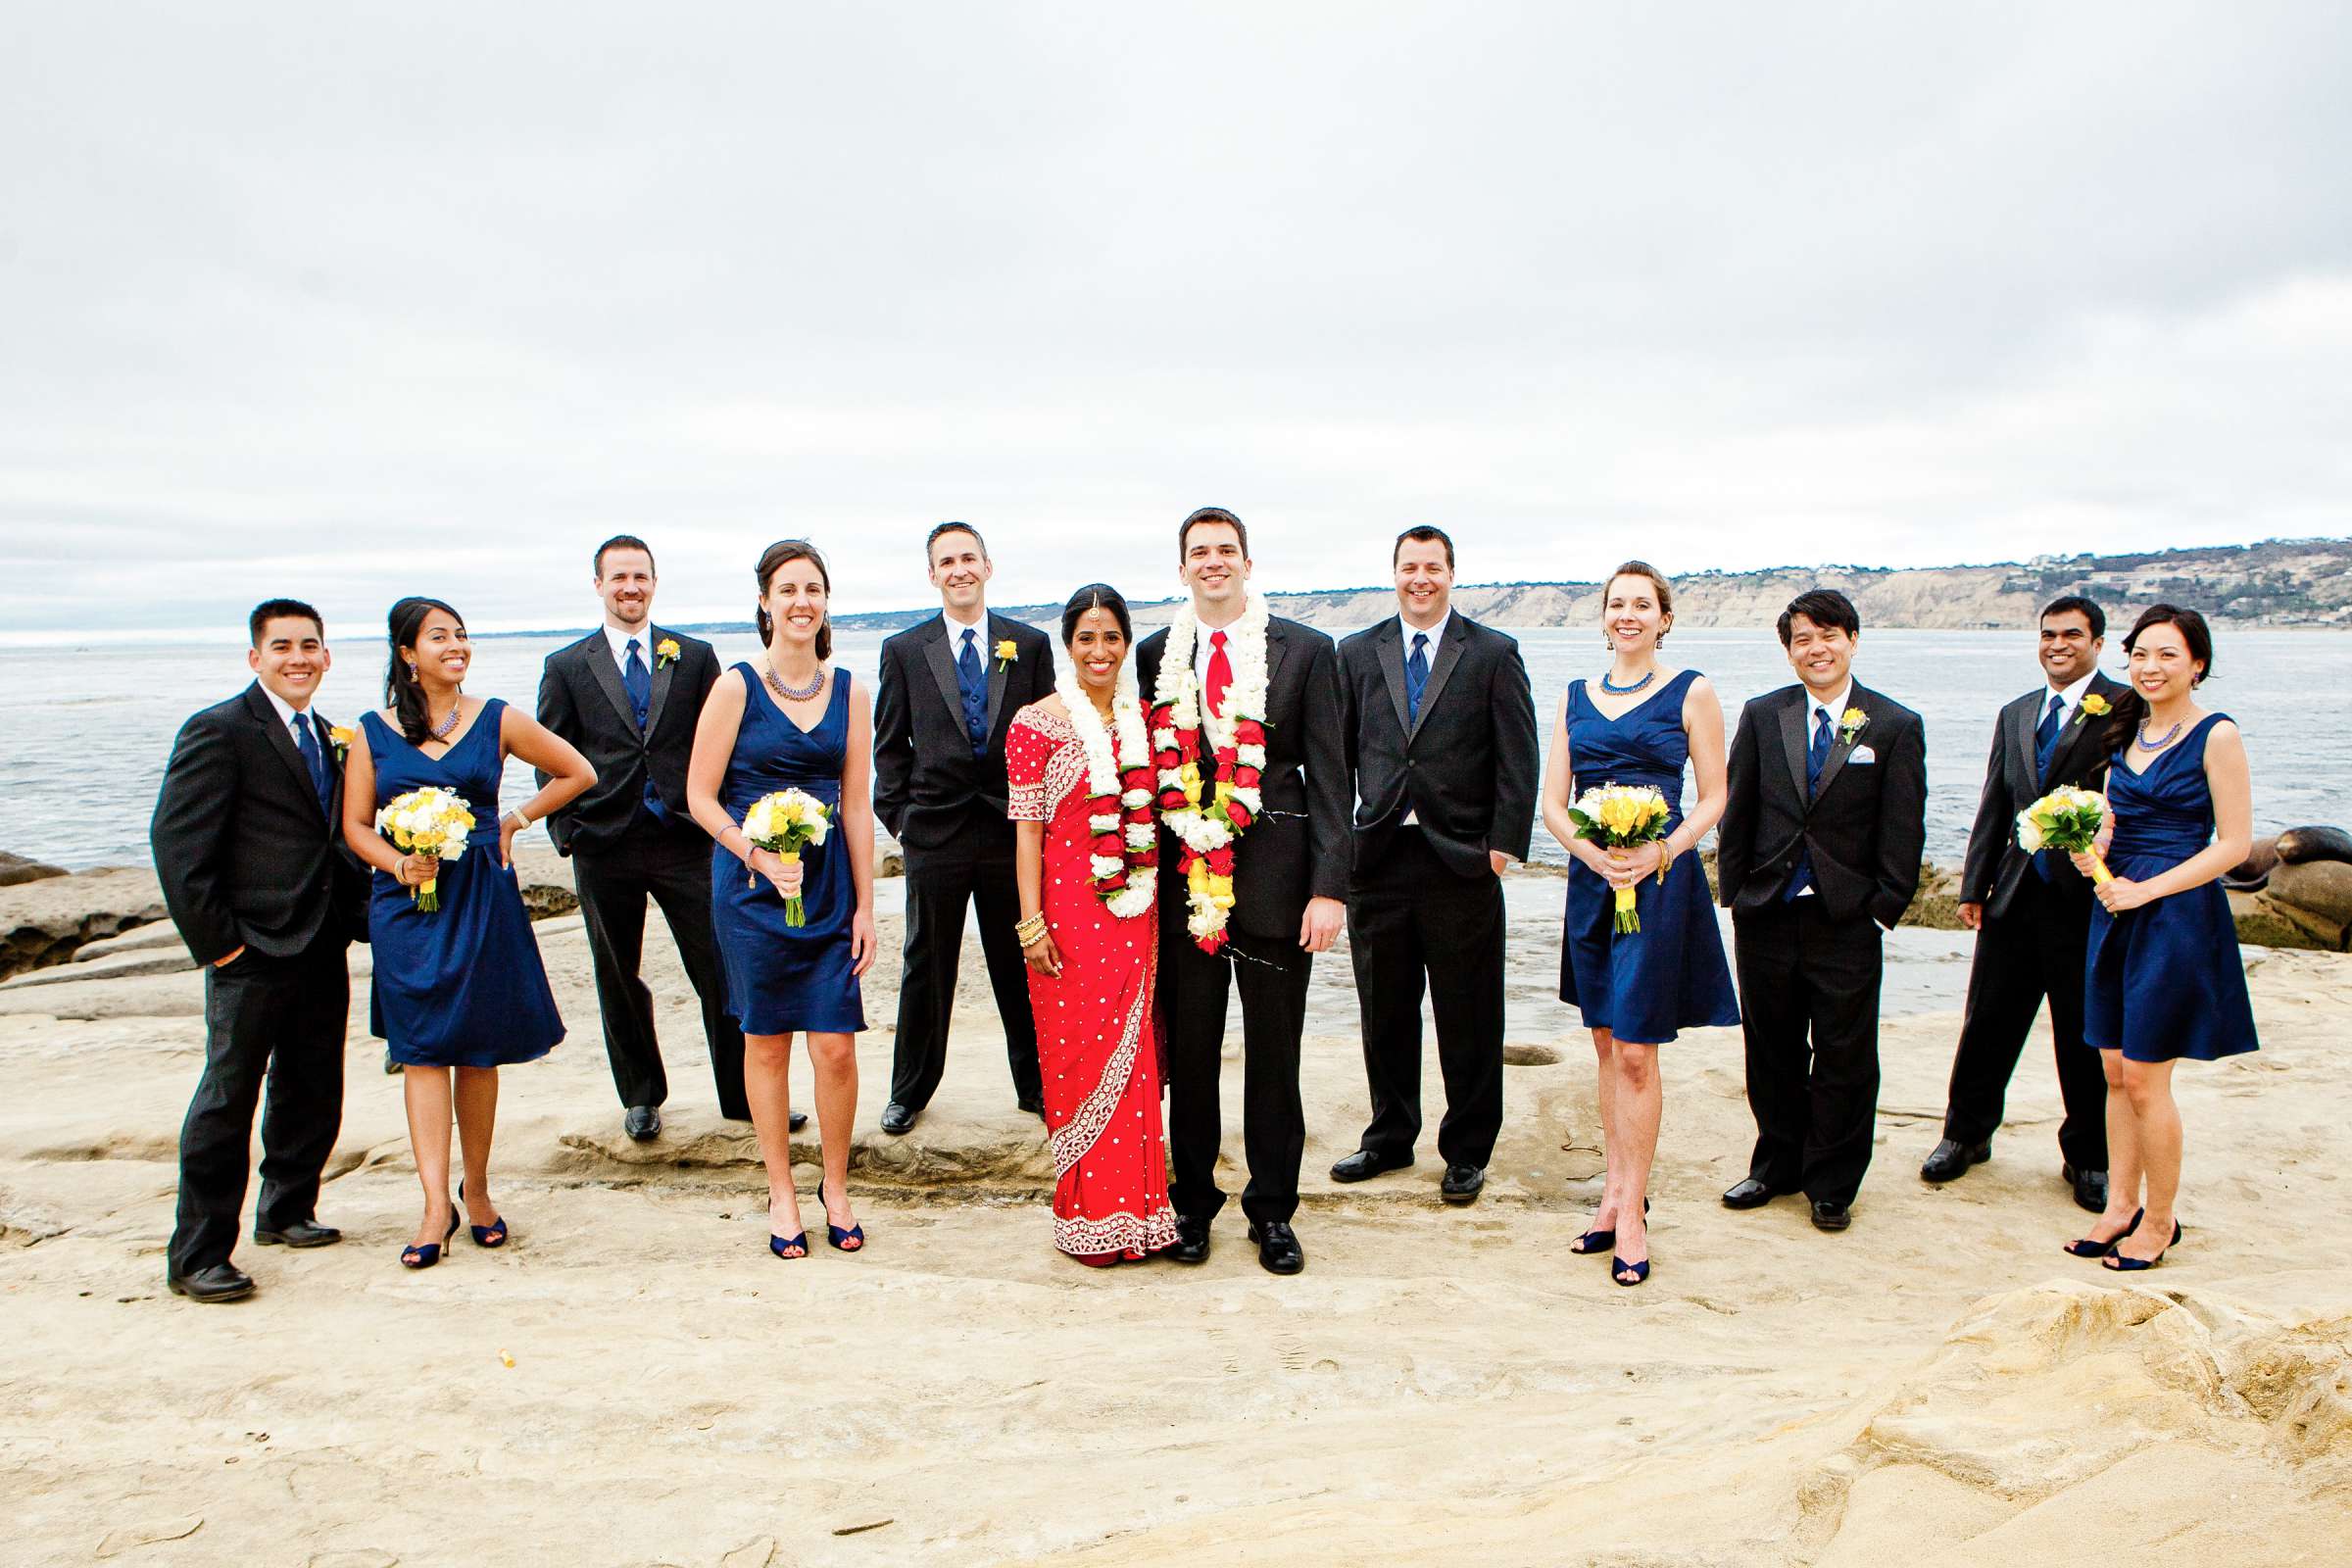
[1056,666,1157,920]
[1151,594,1271,944]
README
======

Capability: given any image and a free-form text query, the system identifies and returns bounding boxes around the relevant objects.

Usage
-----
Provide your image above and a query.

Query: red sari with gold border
[1006,704,1177,1259]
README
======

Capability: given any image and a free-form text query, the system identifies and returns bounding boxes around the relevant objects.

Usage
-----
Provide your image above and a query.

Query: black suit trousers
[1347,829,1505,1168]
[1940,875,2107,1167]
[170,936,349,1274]
[1161,926,1310,1227]
[571,817,747,1118]
[1734,901,1883,1204]
[888,828,1041,1110]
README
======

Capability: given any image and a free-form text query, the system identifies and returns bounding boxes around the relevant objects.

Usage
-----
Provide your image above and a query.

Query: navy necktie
[1806,705,1834,794]
[1404,632,1430,726]
[2031,693,2067,881]
[622,638,653,729]
[1785,706,1835,902]
[621,638,671,820]
[956,626,989,754]
[2034,692,2065,785]
[294,710,332,814]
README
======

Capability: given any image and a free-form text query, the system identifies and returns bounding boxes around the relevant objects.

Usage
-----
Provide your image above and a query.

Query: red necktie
[1204,629,1232,718]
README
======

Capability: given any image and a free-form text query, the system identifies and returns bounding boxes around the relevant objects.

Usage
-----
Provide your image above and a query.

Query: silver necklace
[2135,717,2183,752]
[763,662,826,703]
[430,703,464,740]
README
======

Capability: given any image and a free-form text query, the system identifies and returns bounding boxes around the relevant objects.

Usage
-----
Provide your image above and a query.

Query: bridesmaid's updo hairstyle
[1060,583,1132,648]
[755,539,833,661]
[1603,560,1675,648]
[2103,603,2215,754]
[385,596,465,746]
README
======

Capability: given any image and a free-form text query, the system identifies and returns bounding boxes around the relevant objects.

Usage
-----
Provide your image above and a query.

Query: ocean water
[3,624,2344,871]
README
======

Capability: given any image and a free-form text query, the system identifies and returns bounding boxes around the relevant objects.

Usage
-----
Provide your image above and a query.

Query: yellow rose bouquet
[742,788,833,926]
[2017,785,2111,885]
[1570,783,1673,933]
[375,785,476,912]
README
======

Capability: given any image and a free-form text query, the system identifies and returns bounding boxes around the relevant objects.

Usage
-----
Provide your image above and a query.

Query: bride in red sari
[1006,585,1177,1266]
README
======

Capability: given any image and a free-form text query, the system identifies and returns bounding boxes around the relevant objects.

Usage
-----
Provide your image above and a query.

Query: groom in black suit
[1923,595,2126,1211]
[1332,526,1539,1205]
[537,535,753,1143]
[1136,507,1352,1275]
[873,522,1054,1134]
[152,600,368,1301]
[1718,589,1927,1231]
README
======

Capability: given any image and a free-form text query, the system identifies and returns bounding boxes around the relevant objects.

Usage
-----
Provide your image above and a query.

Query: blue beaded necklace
[1599,667,1656,696]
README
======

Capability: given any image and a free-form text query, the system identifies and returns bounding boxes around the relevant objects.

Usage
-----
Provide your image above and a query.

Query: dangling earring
[1603,635,1615,652]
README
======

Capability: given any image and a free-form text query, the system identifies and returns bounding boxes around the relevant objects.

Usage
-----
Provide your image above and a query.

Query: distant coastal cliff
[853,535,2352,635]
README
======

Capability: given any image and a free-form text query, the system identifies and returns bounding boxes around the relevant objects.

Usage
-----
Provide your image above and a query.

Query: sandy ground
[2,872,2348,1567]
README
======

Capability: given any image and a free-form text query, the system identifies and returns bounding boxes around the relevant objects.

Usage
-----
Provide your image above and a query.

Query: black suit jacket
[1958,672,2129,921]
[873,612,1055,852]
[150,684,368,965]
[536,626,718,857]
[1135,613,1351,939]
[1338,614,1539,881]
[1718,681,1928,930]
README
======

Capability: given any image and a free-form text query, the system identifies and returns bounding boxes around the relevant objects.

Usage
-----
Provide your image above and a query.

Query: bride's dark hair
[1060,583,1132,647]
[385,596,465,745]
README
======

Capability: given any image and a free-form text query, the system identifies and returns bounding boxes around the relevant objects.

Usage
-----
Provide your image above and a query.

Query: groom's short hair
[1178,506,1248,563]
[1777,588,1860,646]
[249,598,323,645]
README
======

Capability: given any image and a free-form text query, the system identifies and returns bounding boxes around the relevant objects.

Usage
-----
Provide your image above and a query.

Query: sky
[5,2,2350,639]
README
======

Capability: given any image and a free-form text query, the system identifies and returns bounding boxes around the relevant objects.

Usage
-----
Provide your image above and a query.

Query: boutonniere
[1838,707,1869,746]
[2073,692,2111,727]
[655,637,680,670]
[328,723,355,761]
[994,637,1018,673]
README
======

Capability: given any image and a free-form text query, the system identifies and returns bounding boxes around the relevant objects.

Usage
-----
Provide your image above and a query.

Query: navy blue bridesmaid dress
[710,665,865,1036]
[1558,668,1741,1044]
[363,701,564,1067]
[2084,712,2259,1062]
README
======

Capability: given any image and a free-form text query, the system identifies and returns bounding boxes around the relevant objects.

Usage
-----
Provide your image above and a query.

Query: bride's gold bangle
[1015,913,1048,947]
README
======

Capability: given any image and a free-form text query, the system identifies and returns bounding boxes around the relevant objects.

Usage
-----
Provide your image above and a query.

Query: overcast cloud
[5,2,2350,637]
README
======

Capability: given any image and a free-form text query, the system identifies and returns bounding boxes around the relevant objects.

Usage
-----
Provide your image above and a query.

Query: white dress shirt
[258,682,317,748]
[603,621,659,673]
[2038,670,2097,727]
[1791,682,1853,897]
[943,606,988,668]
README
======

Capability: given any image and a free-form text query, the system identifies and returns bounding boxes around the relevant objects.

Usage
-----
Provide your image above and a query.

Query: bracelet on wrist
[1015,912,1048,947]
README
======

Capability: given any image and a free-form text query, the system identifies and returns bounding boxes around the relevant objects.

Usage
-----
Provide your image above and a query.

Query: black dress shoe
[623,1105,662,1143]
[1810,1200,1851,1232]
[1440,1164,1486,1204]
[1330,1148,1412,1183]
[1016,1095,1046,1118]
[1169,1214,1211,1264]
[167,1263,255,1302]
[879,1102,916,1136]
[1722,1177,1778,1209]
[1247,1220,1304,1275]
[1921,1138,1991,1182]
[2063,1162,2109,1214]
[254,1221,341,1249]
[787,1110,808,1132]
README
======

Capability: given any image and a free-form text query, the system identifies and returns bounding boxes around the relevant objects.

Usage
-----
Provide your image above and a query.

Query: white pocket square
[1848,745,1877,764]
